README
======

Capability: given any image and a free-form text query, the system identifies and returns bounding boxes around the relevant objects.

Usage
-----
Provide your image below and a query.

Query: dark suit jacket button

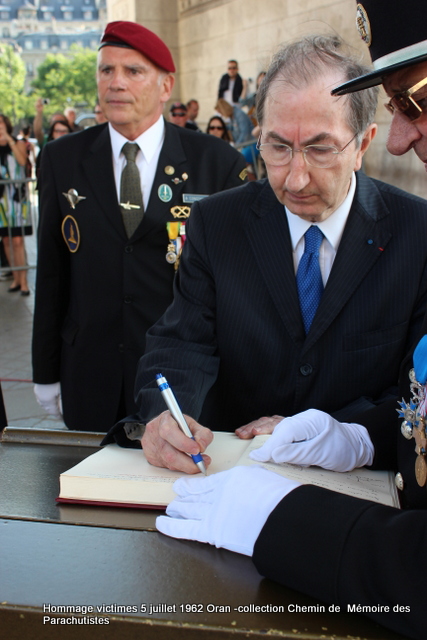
[300,364,313,376]
[118,344,124,353]
[125,245,133,253]
[124,295,133,304]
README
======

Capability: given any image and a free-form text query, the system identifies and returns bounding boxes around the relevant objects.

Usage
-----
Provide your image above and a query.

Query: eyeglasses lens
[389,94,422,121]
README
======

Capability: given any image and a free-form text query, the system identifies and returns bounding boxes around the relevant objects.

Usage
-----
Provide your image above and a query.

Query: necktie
[296,225,324,334]
[120,142,144,238]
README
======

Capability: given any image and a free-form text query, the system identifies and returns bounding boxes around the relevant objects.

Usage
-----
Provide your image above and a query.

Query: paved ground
[1,232,66,429]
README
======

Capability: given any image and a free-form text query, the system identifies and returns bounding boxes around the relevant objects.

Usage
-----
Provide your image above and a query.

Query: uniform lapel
[303,171,392,353]
[81,125,127,239]
[245,182,305,342]
[131,122,189,242]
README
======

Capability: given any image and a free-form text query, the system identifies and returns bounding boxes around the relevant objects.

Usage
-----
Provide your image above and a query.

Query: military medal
[62,188,86,209]
[158,184,173,202]
[397,335,427,487]
[61,215,80,253]
[165,221,186,270]
[170,205,191,219]
[164,165,175,175]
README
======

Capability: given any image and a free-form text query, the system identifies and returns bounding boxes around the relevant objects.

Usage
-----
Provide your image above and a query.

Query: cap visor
[332,52,427,95]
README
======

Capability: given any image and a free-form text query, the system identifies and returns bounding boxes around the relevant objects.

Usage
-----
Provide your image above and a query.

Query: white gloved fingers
[156,515,201,541]
[249,408,374,472]
[249,409,328,462]
[173,469,231,497]
[166,499,210,521]
[158,466,301,556]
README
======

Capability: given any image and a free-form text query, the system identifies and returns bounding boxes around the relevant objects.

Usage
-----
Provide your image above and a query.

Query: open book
[58,432,400,509]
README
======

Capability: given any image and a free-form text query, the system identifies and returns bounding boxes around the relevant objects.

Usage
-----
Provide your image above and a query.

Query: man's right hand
[141,411,214,473]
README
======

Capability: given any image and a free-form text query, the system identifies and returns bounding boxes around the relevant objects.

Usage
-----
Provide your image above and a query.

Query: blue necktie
[296,225,324,334]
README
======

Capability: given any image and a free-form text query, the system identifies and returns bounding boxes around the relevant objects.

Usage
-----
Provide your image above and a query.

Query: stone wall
[107,0,425,197]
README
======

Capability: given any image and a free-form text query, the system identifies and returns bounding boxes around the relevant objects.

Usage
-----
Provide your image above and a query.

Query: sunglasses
[171,112,186,117]
[209,125,225,131]
[385,76,427,121]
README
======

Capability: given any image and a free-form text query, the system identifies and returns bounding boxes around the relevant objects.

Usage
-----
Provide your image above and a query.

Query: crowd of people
[1,2,427,637]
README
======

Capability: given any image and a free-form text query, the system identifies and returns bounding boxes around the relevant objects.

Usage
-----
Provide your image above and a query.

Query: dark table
[0,428,410,639]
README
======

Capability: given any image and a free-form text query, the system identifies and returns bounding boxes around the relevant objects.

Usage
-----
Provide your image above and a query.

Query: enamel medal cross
[398,336,427,487]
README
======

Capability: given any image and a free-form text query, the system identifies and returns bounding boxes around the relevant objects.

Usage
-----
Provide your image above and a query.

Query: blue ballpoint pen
[156,374,207,474]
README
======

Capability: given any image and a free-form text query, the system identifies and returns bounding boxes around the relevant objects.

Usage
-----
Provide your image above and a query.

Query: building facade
[0,0,107,91]
[104,0,424,197]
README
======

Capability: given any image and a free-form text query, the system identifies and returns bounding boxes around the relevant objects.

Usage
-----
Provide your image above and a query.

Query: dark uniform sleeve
[253,484,425,640]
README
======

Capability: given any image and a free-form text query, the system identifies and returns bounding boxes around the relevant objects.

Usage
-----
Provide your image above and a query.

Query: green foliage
[0,44,27,122]
[0,44,98,126]
[31,46,98,116]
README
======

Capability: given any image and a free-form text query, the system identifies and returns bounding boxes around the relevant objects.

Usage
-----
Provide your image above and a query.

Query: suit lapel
[303,171,392,352]
[245,182,305,342]
[81,125,127,239]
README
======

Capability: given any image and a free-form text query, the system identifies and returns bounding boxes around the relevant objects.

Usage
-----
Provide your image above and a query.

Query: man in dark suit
[32,20,247,432]
[155,4,427,640]
[105,32,427,474]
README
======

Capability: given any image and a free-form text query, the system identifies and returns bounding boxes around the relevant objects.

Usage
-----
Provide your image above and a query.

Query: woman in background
[0,113,31,296]
[206,115,233,143]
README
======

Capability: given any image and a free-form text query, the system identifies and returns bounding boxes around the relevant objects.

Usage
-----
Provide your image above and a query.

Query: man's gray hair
[256,35,379,143]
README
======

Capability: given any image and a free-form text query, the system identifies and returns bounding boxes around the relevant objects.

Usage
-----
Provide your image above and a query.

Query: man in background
[32,21,247,432]
[168,102,198,131]
[218,59,244,105]
[186,99,200,131]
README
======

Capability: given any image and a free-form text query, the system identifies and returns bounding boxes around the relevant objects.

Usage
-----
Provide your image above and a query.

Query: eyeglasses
[209,126,224,131]
[256,133,358,169]
[228,66,237,70]
[171,112,186,117]
[385,76,427,121]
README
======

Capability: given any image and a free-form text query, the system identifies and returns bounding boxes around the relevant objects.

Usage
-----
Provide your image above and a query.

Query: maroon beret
[99,21,175,73]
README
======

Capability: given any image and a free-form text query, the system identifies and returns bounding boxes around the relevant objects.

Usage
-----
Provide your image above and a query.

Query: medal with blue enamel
[397,335,427,486]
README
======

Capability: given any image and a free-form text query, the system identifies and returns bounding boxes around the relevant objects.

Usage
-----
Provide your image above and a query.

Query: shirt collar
[285,172,357,251]
[109,115,165,165]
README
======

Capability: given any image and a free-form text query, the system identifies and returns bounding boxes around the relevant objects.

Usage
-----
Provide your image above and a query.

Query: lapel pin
[164,165,175,175]
[62,188,86,210]
[158,184,173,203]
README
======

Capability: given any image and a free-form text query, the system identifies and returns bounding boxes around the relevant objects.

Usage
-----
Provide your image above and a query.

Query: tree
[31,46,98,117]
[0,44,28,123]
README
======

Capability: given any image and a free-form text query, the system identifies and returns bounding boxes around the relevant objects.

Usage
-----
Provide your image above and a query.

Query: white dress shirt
[109,116,165,210]
[285,172,357,286]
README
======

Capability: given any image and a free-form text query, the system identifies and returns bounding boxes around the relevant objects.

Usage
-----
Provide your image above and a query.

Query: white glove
[156,466,300,556]
[34,382,63,418]
[249,409,374,472]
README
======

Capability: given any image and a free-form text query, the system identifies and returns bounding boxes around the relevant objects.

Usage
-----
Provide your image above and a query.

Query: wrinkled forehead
[264,72,347,115]
[383,60,427,96]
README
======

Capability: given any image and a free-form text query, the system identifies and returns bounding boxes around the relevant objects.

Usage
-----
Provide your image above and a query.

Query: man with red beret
[32,21,247,432]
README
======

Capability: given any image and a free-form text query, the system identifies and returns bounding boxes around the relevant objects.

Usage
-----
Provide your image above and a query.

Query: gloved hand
[249,409,374,472]
[34,382,63,419]
[156,466,300,556]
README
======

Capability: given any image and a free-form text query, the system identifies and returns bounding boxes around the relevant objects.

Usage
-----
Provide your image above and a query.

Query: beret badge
[356,3,372,47]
